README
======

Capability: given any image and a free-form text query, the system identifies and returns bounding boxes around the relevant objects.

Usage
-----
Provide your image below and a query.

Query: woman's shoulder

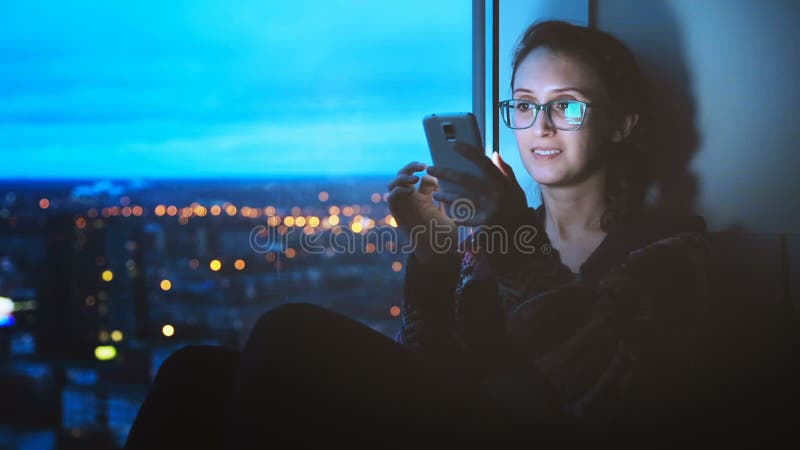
[629,207,706,236]
[576,208,707,282]
[622,208,710,261]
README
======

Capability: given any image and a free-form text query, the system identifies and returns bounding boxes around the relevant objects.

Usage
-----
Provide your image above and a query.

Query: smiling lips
[532,148,562,160]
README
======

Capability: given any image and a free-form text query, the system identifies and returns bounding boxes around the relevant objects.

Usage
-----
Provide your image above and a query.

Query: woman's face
[512,47,612,188]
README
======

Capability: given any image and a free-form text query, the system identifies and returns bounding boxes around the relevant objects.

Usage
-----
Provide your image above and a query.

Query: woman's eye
[515,102,531,112]
[555,101,570,111]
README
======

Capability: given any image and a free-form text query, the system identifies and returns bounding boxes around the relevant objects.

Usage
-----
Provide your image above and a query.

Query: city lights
[390,306,401,317]
[160,279,172,291]
[234,259,246,271]
[94,345,117,361]
[285,248,296,259]
[225,204,237,216]
[111,330,124,342]
[351,222,363,233]
[328,215,340,226]
[154,205,166,216]
[166,205,178,216]
[295,216,306,227]
[318,191,329,201]
[391,261,403,272]
[371,193,382,203]
[328,205,340,215]
[283,216,295,227]
[210,205,222,216]
[209,259,222,271]
[385,214,398,227]
[0,296,13,316]
[101,270,114,282]
[39,198,50,209]
[161,324,175,337]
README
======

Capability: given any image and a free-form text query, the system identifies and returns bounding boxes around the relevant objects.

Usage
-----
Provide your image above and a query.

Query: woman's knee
[246,302,332,344]
[154,345,238,386]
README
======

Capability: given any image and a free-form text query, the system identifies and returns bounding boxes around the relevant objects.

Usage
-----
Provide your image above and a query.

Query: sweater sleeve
[395,251,463,359]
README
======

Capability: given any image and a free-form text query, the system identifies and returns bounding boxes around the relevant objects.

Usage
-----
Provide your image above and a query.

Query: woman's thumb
[491,151,517,182]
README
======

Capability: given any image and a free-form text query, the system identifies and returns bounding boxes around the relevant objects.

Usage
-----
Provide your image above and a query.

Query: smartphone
[422,112,489,197]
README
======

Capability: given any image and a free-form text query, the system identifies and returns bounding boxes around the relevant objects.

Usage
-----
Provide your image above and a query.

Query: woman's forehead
[514,47,605,100]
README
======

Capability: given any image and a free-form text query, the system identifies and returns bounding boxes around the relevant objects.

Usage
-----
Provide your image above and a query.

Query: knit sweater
[396,205,710,428]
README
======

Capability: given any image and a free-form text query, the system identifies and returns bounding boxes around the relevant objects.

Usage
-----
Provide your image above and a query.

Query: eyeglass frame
[498,98,612,131]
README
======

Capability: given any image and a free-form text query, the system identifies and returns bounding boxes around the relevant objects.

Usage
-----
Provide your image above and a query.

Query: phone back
[422,112,486,195]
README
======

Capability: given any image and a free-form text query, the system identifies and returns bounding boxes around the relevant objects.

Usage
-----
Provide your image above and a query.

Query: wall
[594,0,800,234]
[594,0,800,314]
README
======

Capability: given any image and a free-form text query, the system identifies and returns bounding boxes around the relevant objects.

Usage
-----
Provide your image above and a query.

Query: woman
[388,19,711,437]
[126,21,711,449]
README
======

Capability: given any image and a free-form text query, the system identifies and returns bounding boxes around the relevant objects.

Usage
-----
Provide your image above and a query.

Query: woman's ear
[611,112,639,143]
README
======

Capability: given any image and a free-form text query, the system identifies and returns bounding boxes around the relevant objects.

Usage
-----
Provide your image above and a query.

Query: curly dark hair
[511,20,652,230]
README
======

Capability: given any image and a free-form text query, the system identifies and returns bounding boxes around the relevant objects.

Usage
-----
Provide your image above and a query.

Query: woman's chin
[530,170,566,186]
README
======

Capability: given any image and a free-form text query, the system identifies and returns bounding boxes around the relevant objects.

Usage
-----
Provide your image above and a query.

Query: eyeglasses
[498,99,592,131]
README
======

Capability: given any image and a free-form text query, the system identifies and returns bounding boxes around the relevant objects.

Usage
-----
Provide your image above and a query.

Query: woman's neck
[540,169,607,243]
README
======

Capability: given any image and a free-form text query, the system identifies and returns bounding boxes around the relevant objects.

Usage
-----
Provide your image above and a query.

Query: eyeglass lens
[502,100,586,130]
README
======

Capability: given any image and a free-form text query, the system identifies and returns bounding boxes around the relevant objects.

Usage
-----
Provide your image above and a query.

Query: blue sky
[0,1,472,178]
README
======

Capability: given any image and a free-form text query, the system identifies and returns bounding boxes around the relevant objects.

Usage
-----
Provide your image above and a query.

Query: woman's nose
[531,109,556,137]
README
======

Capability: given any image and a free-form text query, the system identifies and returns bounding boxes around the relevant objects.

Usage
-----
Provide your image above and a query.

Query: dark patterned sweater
[395,205,710,428]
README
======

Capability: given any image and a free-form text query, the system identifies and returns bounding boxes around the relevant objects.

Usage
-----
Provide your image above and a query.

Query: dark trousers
[124,303,556,450]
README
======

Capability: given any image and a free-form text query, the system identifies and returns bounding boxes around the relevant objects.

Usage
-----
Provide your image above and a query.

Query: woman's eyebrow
[513,87,592,98]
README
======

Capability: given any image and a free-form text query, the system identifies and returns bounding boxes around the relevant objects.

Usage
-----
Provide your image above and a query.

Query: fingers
[491,151,519,183]
[385,185,415,206]
[388,185,415,196]
[387,174,419,191]
[452,142,507,184]
[418,175,439,195]
[387,163,425,206]
[432,191,455,221]
[426,166,487,192]
[397,161,427,176]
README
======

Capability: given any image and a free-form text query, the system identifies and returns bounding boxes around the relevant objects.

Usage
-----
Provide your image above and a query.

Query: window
[0,1,473,446]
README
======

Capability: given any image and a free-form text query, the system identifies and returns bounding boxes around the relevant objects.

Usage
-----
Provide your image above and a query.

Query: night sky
[0,1,472,178]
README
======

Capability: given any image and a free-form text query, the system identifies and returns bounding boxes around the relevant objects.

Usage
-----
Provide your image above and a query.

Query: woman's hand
[386,161,458,267]
[427,142,528,227]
